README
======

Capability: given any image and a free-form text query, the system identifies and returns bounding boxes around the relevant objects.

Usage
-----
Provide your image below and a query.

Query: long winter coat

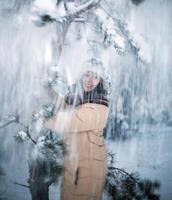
[45,103,109,200]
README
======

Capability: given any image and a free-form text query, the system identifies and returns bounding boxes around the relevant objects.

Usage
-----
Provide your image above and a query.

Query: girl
[45,61,110,200]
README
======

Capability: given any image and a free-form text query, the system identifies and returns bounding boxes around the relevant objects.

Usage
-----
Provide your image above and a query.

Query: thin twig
[69,0,101,20]
[25,126,37,145]
[108,151,115,164]
[0,114,37,144]
[13,181,30,189]
[108,166,137,182]
[17,122,37,145]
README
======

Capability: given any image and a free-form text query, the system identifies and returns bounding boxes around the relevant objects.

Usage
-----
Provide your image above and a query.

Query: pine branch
[94,7,126,54]
[94,6,151,64]
[108,166,137,182]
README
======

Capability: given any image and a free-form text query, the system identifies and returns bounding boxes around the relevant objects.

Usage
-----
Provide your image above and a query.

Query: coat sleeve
[44,104,109,133]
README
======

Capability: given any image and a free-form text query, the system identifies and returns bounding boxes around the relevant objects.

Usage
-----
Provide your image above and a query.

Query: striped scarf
[65,80,109,107]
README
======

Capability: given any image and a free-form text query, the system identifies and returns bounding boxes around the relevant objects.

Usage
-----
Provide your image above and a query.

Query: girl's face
[82,71,100,92]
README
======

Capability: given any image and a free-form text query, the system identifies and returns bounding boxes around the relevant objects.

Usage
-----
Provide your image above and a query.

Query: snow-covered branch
[94,7,152,64]
[94,8,126,54]
[0,112,38,144]
[68,0,101,20]
[31,0,101,25]
[13,120,37,144]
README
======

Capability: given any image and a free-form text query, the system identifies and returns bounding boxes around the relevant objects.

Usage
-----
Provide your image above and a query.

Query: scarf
[65,80,109,107]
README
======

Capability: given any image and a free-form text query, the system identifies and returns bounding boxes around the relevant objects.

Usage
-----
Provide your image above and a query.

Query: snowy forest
[0,0,172,199]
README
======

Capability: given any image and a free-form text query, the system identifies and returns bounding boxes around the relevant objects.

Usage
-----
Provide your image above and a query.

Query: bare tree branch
[0,115,19,129]
[68,0,101,20]
[0,114,37,144]
[16,121,37,144]
[13,181,30,189]
[25,126,37,145]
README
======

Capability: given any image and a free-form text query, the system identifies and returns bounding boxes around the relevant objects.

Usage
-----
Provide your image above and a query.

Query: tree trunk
[29,162,51,200]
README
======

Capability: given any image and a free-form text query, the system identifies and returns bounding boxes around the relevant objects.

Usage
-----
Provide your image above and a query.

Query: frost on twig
[15,125,37,145]
[14,130,28,143]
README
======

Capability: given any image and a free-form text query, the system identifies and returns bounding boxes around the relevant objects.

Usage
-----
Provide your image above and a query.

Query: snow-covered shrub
[104,153,160,200]
[28,130,66,199]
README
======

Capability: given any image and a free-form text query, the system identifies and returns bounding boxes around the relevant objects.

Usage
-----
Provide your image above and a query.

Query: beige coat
[45,103,109,200]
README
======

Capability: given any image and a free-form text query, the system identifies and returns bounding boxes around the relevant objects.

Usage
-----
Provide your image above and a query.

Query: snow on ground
[1,125,172,199]
[107,125,172,200]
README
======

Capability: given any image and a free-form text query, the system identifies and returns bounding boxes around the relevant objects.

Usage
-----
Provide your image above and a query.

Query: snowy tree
[30,0,151,65]
[1,0,166,199]
[29,0,153,140]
